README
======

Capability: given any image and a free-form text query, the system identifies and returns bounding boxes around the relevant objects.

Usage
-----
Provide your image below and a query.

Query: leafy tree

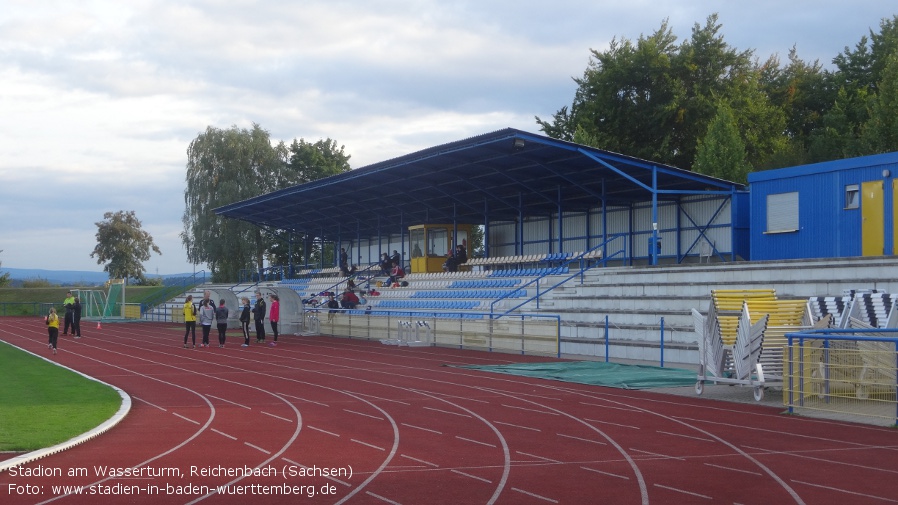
[693,103,750,183]
[864,52,898,153]
[0,250,11,287]
[91,211,161,283]
[182,124,351,282]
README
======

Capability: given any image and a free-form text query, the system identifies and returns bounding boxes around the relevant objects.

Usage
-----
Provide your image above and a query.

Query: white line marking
[512,487,558,503]
[501,404,559,415]
[207,394,251,409]
[580,466,629,479]
[657,430,714,442]
[351,392,412,405]
[307,425,340,437]
[654,483,712,500]
[278,392,329,407]
[703,462,762,475]
[516,451,561,463]
[132,396,166,411]
[493,420,541,431]
[456,436,496,448]
[400,454,439,467]
[351,439,385,451]
[401,423,443,435]
[579,401,641,413]
[366,491,402,505]
[451,469,492,483]
[556,433,606,445]
[630,448,684,461]
[262,411,293,422]
[584,418,639,429]
[244,442,271,455]
[791,479,898,503]
[211,428,237,440]
[173,412,199,425]
[422,406,471,417]
[344,408,383,420]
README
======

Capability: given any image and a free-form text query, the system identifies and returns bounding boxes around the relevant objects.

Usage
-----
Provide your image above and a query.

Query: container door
[862,180,884,256]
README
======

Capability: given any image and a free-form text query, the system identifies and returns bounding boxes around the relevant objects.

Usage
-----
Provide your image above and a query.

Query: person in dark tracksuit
[252,291,266,344]
[63,291,75,335]
[72,297,82,338]
[239,297,251,347]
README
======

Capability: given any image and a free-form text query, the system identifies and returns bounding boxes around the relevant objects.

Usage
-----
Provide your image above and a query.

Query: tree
[91,211,161,283]
[0,250,11,287]
[693,103,751,183]
[864,52,898,153]
[182,124,352,282]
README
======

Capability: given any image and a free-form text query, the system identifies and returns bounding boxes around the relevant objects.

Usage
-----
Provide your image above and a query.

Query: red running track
[1,317,898,504]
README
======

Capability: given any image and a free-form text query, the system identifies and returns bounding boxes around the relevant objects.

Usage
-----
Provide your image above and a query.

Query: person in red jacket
[340,288,359,309]
[268,293,280,347]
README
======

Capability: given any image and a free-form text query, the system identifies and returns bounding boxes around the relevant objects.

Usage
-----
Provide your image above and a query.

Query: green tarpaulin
[454,361,696,389]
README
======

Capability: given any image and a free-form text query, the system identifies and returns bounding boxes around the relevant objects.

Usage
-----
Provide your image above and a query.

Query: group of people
[45,290,82,355]
[183,290,280,349]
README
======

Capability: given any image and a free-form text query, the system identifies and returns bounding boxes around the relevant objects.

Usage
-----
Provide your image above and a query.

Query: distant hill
[0,268,192,286]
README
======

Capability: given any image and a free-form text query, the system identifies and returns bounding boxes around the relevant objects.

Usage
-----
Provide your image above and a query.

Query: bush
[21,277,55,288]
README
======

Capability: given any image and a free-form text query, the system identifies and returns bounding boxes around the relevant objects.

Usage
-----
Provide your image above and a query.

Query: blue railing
[489,233,628,319]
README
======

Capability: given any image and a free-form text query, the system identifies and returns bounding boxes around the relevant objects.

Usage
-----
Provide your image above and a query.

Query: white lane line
[512,487,558,503]
[262,411,293,422]
[657,430,715,442]
[580,466,629,479]
[207,394,251,409]
[244,442,271,455]
[351,392,412,405]
[351,439,385,451]
[278,392,329,407]
[579,401,642,413]
[307,425,340,437]
[366,491,402,505]
[493,420,541,431]
[211,428,237,440]
[422,406,471,417]
[173,412,200,425]
[501,404,559,416]
[654,483,712,500]
[401,423,443,435]
[791,479,898,503]
[456,436,497,448]
[132,396,167,411]
[344,408,383,420]
[630,448,685,461]
[451,469,492,483]
[584,418,639,429]
[703,462,762,476]
[556,433,606,445]
[516,451,561,463]
[400,454,439,468]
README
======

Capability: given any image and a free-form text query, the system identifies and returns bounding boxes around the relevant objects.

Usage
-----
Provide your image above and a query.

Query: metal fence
[784,329,898,425]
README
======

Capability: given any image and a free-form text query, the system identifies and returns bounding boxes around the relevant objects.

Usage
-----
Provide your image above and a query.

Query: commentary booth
[409,223,474,273]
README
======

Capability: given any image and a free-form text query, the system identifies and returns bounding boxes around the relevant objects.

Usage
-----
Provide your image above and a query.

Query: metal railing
[785,328,898,425]
[490,233,627,319]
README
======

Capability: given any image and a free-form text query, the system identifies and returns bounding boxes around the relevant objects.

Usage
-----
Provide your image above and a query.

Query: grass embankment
[0,341,122,452]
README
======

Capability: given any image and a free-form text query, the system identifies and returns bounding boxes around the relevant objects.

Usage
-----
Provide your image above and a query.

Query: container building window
[766,192,799,233]
[845,184,859,209]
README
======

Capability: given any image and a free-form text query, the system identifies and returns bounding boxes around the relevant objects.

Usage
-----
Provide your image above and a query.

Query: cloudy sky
[1,1,896,275]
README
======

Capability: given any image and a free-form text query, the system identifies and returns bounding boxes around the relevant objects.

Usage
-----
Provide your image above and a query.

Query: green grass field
[0,341,122,452]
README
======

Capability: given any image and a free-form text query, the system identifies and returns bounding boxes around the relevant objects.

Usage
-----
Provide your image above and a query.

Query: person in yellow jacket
[183,294,197,348]
[46,307,59,355]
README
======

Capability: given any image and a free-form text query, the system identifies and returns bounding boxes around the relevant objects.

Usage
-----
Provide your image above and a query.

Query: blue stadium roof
[215,128,742,241]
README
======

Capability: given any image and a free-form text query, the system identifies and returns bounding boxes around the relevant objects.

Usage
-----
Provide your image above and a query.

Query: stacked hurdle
[381,320,432,347]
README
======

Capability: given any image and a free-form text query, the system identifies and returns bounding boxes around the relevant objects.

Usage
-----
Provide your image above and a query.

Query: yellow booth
[409,224,474,273]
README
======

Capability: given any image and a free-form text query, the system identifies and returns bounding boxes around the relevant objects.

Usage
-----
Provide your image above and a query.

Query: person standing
[268,294,280,347]
[239,297,251,347]
[339,248,349,276]
[62,291,75,335]
[46,307,59,355]
[252,291,267,344]
[72,296,82,338]
[215,299,229,348]
[183,294,197,348]
[199,298,215,348]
